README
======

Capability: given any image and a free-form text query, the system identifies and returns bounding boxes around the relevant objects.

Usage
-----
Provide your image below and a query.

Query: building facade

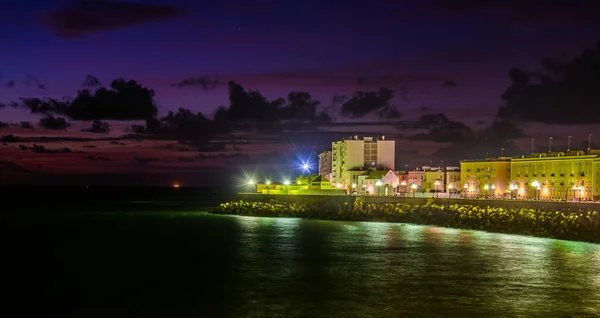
[318,151,332,180]
[460,157,511,198]
[330,135,395,189]
[511,152,598,201]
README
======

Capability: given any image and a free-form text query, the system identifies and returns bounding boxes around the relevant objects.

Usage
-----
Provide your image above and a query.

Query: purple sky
[2,0,597,117]
[1,0,599,185]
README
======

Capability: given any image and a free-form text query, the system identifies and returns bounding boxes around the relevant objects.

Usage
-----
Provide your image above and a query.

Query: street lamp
[247,179,255,193]
[491,184,496,199]
[411,183,417,198]
[376,180,382,196]
[484,184,489,198]
[283,179,290,195]
[434,180,441,198]
[351,183,357,195]
[401,181,407,197]
[509,184,517,199]
[531,181,540,200]
[448,184,453,197]
[463,183,468,198]
[266,179,271,195]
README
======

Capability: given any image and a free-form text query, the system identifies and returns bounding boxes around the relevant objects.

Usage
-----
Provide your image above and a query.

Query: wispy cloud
[44,0,186,38]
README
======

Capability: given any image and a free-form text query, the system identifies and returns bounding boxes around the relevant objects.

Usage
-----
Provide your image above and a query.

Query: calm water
[6,212,600,317]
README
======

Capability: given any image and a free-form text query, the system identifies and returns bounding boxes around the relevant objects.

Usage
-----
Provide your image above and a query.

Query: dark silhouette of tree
[0,122,8,129]
[82,120,110,133]
[498,41,600,124]
[39,115,70,130]
[340,87,395,118]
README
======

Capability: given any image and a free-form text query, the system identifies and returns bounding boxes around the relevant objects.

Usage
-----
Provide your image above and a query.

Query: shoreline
[210,196,600,244]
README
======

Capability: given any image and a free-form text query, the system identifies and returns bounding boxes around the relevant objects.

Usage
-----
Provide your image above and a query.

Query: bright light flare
[247,179,255,186]
[173,183,180,188]
[283,179,291,186]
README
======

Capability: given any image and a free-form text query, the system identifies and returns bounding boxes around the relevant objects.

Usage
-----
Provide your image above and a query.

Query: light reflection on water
[228,215,600,317]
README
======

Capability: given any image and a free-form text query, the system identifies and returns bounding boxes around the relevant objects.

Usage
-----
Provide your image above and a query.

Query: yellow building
[423,170,445,193]
[460,157,511,198]
[331,135,395,189]
[511,151,598,201]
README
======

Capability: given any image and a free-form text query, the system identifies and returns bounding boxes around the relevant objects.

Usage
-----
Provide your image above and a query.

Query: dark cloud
[443,80,457,87]
[20,122,33,129]
[132,155,159,166]
[82,75,102,88]
[16,78,157,120]
[82,120,110,133]
[409,113,474,142]
[86,155,110,161]
[172,75,220,90]
[18,144,74,154]
[24,75,45,89]
[45,0,185,38]
[498,41,600,124]
[340,87,397,118]
[39,115,70,130]
[1,135,20,142]
[384,0,600,26]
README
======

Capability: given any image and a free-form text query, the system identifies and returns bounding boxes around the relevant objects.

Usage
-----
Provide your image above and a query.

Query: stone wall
[235,193,599,212]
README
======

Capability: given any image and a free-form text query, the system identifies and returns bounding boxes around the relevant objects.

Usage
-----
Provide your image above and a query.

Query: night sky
[1,0,599,186]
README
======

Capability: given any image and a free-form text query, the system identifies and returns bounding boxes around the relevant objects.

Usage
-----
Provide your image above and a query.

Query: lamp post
[401,181,407,197]
[283,179,290,195]
[247,179,255,193]
[434,180,441,198]
[531,181,540,200]
[411,183,417,198]
[448,184,453,197]
[491,184,496,199]
[376,180,382,196]
[352,183,357,195]
[509,184,517,199]
[463,183,468,198]
[266,180,271,195]
[484,185,489,199]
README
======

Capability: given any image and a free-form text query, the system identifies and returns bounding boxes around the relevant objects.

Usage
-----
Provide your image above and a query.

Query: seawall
[236,193,600,212]
[212,194,600,244]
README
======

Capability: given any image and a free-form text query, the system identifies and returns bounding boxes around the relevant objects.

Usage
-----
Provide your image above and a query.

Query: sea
[3,186,600,317]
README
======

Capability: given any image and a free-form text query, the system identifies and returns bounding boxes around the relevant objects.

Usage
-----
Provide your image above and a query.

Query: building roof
[311,175,328,183]
[360,169,391,179]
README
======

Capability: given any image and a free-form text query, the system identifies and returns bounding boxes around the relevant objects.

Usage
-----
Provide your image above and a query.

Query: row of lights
[247,179,292,186]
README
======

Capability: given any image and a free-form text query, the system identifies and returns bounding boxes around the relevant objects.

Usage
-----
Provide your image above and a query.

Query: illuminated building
[330,135,395,189]
[407,169,425,189]
[460,157,511,198]
[422,167,461,193]
[357,169,399,196]
[511,151,599,201]
[318,151,332,180]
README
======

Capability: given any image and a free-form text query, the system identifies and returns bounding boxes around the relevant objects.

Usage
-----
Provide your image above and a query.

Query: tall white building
[331,135,395,188]
[318,151,332,180]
